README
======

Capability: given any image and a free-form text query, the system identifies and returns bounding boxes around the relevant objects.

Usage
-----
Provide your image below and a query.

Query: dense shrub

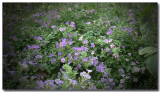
[3,3,158,90]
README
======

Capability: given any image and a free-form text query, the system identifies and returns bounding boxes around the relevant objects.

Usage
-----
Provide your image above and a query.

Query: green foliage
[146,53,158,78]
[139,47,157,57]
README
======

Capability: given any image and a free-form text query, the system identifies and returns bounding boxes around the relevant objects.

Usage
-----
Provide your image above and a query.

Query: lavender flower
[48,53,54,57]
[58,52,63,56]
[63,74,68,79]
[28,61,37,66]
[96,62,106,73]
[59,27,66,31]
[86,22,91,25]
[68,33,72,38]
[37,36,43,40]
[91,43,95,48]
[65,21,69,25]
[51,25,56,29]
[82,57,88,63]
[104,39,109,43]
[83,40,88,44]
[104,72,108,77]
[80,71,91,79]
[74,52,79,56]
[35,55,43,59]
[93,20,96,24]
[133,78,138,83]
[131,61,136,66]
[77,64,81,68]
[61,58,65,63]
[110,43,115,48]
[51,58,56,64]
[68,40,73,45]
[120,79,124,84]
[105,48,110,52]
[55,79,64,85]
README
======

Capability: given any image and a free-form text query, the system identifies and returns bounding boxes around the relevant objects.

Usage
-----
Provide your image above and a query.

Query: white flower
[87,69,92,73]
[79,36,83,41]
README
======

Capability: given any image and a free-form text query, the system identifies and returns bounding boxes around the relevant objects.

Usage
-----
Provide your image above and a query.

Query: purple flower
[93,20,96,24]
[121,38,124,41]
[81,46,88,52]
[37,36,43,40]
[59,40,67,47]
[55,79,64,85]
[28,61,37,66]
[74,52,79,56]
[68,33,72,38]
[88,85,96,90]
[109,39,113,42]
[99,17,103,21]
[48,53,54,57]
[83,40,88,44]
[65,21,69,25]
[74,32,77,36]
[72,80,78,85]
[35,55,43,58]
[120,79,124,84]
[101,78,105,82]
[77,64,81,68]
[91,43,95,48]
[51,25,56,29]
[61,58,65,63]
[51,58,56,64]
[92,60,98,66]
[28,45,40,49]
[105,48,110,52]
[110,43,115,48]
[106,28,113,35]
[133,78,138,83]
[59,27,66,31]
[129,28,133,32]
[80,71,86,76]
[58,52,63,56]
[63,74,68,79]
[104,39,109,43]
[121,45,125,49]
[82,57,88,63]
[104,72,108,77]
[68,8,72,11]
[134,67,140,72]
[86,22,91,25]
[85,74,91,79]
[138,47,143,51]
[96,62,106,73]
[114,53,119,59]
[77,14,80,17]
[74,56,79,60]
[109,78,113,82]
[70,22,76,29]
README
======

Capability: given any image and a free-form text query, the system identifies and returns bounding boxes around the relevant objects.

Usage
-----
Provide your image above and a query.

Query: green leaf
[139,47,157,56]
[146,53,157,78]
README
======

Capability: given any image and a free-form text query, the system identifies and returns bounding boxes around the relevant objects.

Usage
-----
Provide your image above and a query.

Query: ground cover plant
[3,3,158,90]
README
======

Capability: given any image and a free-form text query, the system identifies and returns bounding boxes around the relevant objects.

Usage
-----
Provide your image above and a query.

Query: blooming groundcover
[3,3,158,90]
